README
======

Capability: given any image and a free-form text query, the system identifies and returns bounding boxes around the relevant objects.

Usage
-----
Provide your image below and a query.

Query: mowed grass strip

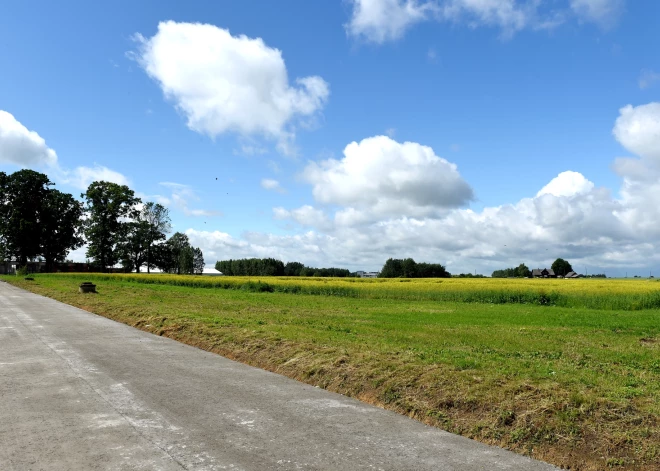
[4,274,659,470]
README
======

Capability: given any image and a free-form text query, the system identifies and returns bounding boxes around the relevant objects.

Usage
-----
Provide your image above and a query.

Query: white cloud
[181,102,660,274]
[440,0,534,36]
[301,136,473,219]
[267,160,281,174]
[235,144,268,156]
[0,111,131,191]
[346,0,626,43]
[570,0,624,27]
[0,110,58,167]
[261,178,286,193]
[132,21,329,155]
[346,0,436,43]
[612,103,660,162]
[536,171,595,197]
[274,205,331,230]
[639,70,660,90]
[59,165,130,190]
[160,182,222,217]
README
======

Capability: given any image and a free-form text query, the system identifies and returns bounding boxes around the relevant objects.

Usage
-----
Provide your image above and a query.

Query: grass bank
[3,274,659,470]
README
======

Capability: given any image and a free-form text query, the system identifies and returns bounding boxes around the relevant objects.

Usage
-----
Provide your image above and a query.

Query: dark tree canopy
[118,220,150,273]
[118,202,171,273]
[192,247,205,275]
[82,181,141,272]
[165,232,190,275]
[215,258,351,277]
[492,263,531,278]
[283,261,304,276]
[0,170,53,266]
[0,170,82,270]
[154,232,203,275]
[551,258,573,276]
[40,189,84,272]
[141,202,171,273]
[379,258,450,278]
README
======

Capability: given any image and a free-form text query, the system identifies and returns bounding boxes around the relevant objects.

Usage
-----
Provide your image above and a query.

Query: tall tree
[379,258,403,277]
[157,232,198,275]
[118,220,150,273]
[0,172,8,262]
[283,261,304,276]
[551,258,573,277]
[40,190,84,272]
[117,202,171,273]
[401,258,418,278]
[192,247,204,275]
[82,181,140,272]
[141,202,171,273]
[179,246,194,274]
[515,263,531,278]
[0,170,53,266]
[151,241,175,273]
[167,232,190,275]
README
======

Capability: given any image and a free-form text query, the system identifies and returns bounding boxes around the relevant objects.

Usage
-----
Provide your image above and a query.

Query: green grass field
[4,273,659,470]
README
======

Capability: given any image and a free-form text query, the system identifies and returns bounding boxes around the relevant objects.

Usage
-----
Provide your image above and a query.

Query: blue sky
[1,0,660,276]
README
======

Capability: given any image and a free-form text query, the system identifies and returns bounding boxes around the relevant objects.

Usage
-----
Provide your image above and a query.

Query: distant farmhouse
[531,268,582,278]
[532,268,556,278]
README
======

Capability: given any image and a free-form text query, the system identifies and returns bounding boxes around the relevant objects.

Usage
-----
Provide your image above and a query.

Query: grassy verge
[3,274,659,470]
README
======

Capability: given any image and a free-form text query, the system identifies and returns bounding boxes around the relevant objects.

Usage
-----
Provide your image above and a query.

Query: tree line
[378,258,451,278]
[491,263,532,278]
[0,170,203,274]
[215,258,351,277]
[492,259,577,278]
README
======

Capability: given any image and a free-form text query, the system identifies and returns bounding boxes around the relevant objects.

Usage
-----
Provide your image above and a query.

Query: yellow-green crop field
[50,272,660,310]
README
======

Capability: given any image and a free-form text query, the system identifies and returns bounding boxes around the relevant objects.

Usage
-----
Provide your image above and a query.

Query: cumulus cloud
[346,0,626,43]
[440,0,535,36]
[274,205,331,230]
[346,0,436,43]
[301,135,473,219]
[0,110,131,191]
[178,103,660,275]
[570,0,624,27]
[132,21,329,155]
[612,102,660,162]
[639,70,660,90]
[261,178,286,193]
[536,171,595,197]
[0,110,58,167]
[160,182,222,217]
[59,165,131,190]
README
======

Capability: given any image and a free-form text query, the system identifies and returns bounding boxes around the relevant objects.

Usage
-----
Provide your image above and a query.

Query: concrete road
[0,281,558,471]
